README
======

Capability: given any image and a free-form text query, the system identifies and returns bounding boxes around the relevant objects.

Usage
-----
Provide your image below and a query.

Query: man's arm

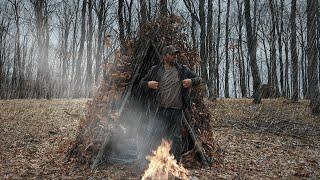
[139,65,157,89]
[183,66,202,86]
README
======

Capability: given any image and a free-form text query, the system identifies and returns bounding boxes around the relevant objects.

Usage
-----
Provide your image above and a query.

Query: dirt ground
[0,98,320,179]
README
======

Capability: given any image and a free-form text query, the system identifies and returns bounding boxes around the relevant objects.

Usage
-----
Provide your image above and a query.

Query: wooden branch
[182,0,200,24]
[91,133,111,170]
[182,109,210,168]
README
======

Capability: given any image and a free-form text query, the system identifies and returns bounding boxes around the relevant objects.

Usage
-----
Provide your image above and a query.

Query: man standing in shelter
[139,45,202,162]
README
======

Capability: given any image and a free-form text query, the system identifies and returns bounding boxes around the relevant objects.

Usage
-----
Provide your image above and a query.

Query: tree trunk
[207,0,214,99]
[71,0,80,93]
[232,40,237,98]
[244,0,261,103]
[199,0,208,85]
[318,0,320,84]
[118,0,125,52]
[159,0,168,17]
[299,13,307,98]
[237,0,247,98]
[61,1,71,98]
[291,0,299,102]
[224,0,231,98]
[307,0,320,113]
[140,0,148,26]
[215,0,221,98]
[190,16,197,50]
[73,0,86,98]
[276,0,285,96]
[124,0,133,39]
[86,0,93,97]
[284,35,290,98]
[268,0,279,97]
[10,0,21,98]
[33,0,51,99]
[95,0,106,86]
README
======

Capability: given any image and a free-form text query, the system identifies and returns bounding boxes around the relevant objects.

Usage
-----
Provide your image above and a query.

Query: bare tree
[307,0,320,113]
[237,0,247,97]
[183,0,199,49]
[291,0,299,102]
[276,0,285,97]
[0,6,11,97]
[73,0,86,98]
[224,0,231,98]
[244,0,261,103]
[118,0,125,52]
[124,0,133,39]
[215,0,221,98]
[85,0,93,97]
[199,0,208,85]
[283,25,290,98]
[140,0,148,26]
[159,0,168,17]
[8,0,22,98]
[70,0,80,87]
[207,0,214,99]
[94,0,107,85]
[32,0,51,99]
[268,0,280,97]
[57,0,73,97]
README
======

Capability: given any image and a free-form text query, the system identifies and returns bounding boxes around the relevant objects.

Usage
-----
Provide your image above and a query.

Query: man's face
[163,52,178,64]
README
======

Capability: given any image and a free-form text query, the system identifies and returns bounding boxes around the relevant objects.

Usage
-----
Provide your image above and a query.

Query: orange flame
[142,139,189,180]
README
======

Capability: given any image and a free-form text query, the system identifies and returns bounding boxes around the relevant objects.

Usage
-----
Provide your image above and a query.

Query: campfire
[142,139,189,180]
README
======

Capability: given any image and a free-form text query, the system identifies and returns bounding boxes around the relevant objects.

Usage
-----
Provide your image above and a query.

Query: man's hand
[182,79,192,88]
[147,81,159,89]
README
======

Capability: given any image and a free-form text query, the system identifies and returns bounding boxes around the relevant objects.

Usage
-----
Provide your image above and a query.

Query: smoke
[96,103,172,173]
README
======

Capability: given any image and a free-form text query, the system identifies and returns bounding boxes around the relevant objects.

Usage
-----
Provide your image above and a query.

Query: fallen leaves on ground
[0,98,320,179]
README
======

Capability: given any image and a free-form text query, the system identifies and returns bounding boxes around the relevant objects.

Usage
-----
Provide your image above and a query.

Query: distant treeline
[0,0,319,111]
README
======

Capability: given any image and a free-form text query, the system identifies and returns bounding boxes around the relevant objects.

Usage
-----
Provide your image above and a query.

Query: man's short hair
[161,45,180,56]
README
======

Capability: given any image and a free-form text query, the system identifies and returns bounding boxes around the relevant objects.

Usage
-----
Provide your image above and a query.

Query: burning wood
[142,139,189,180]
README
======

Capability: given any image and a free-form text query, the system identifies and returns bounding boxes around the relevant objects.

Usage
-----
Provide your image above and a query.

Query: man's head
[162,45,180,64]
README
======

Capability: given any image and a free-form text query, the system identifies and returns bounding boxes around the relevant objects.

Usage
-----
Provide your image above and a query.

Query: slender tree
[236,0,247,97]
[207,0,214,99]
[94,0,107,85]
[307,0,320,113]
[85,0,93,97]
[32,0,51,99]
[71,0,80,88]
[224,0,231,98]
[291,0,299,102]
[268,0,280,97]
[276,0,285,96]
[215,0,221,98]
[118,0,125,52]
[124,0,133,39]
[73,0,86,98]
[159,0,168,17]
[58,1,73,97]
[244,0,261,103]
[199,0,208,85]
[140,0,148,26]
[10,0,22,98]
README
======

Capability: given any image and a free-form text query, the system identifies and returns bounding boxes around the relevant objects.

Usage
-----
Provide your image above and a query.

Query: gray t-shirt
[159,66,183,108]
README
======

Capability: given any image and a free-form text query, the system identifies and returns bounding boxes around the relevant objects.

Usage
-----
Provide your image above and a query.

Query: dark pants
[148,107,183,161]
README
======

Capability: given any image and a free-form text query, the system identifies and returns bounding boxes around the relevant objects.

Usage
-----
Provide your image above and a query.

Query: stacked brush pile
[66,15,222,168]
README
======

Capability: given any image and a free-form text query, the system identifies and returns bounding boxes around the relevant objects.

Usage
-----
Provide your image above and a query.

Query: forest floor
[0,98,320,179]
